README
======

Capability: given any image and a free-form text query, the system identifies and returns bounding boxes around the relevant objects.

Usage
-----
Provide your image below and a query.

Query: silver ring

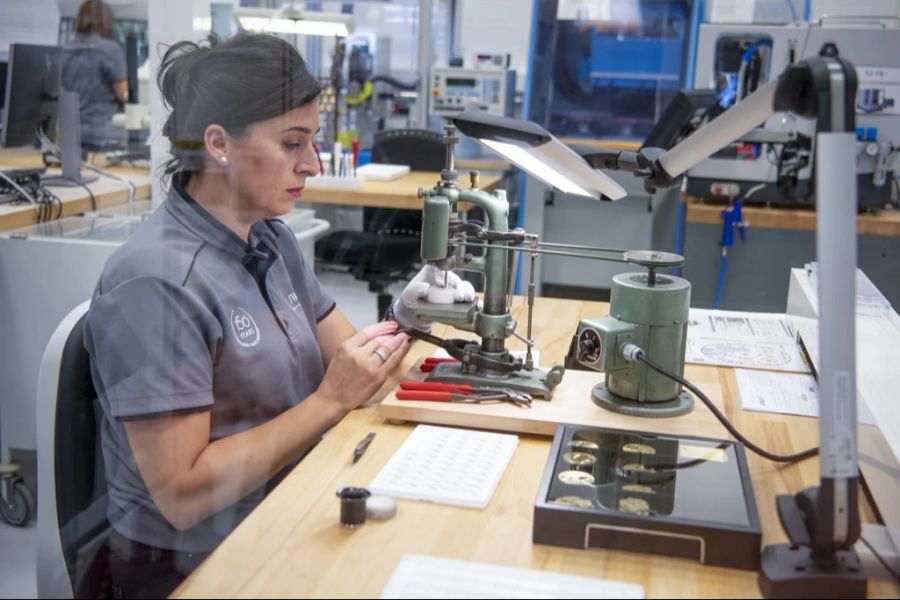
[373,346,391,363]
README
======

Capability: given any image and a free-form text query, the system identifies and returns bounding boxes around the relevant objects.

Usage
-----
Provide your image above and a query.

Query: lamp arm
[579,56,857,197]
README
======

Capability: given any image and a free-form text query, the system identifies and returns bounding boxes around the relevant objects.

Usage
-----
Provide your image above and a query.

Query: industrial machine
[526,0,692,140]
[428,67,516,118]
[572,250,693,417]
[686,20,900,208]
[405,124,564,398]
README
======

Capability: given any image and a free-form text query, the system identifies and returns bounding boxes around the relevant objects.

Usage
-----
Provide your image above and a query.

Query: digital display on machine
[446,77,477,88]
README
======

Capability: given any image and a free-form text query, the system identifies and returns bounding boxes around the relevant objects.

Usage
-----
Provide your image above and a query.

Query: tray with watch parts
[533,424,762,571]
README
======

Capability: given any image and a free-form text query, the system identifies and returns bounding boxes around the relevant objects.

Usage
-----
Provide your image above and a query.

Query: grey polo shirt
[62,33,126,148]
[84,177,335,553]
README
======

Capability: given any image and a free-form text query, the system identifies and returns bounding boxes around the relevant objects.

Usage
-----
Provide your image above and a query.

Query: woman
[62,0,128,149]
[83,33,472,598]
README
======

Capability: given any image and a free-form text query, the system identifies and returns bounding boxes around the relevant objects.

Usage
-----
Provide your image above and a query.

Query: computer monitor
[0,61,8,112]
[1,44,61,149]
[2,43,97,186]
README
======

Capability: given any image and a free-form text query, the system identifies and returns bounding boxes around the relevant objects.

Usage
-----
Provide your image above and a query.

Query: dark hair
[76,0,115,39]
[157,33,322,177]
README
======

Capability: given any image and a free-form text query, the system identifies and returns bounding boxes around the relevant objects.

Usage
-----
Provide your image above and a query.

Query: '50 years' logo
[230,307,260,347]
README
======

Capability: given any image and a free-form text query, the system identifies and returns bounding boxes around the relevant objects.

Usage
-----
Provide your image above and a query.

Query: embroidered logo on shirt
[288,291,300,310]
[231,307,261,347]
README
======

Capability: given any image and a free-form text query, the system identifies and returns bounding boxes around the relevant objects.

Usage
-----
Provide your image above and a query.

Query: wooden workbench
[683,194,900,236]
[0,149,151,231]
[172,296,898,599]
[301,171,502,210]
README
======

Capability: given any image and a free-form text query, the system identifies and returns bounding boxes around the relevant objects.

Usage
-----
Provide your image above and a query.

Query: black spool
[337,486,371,528]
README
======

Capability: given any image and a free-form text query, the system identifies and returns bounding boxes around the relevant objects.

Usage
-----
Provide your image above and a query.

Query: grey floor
[0,269,387,599]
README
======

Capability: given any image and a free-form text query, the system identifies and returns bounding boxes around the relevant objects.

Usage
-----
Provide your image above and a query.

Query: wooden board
[380,362,727,439]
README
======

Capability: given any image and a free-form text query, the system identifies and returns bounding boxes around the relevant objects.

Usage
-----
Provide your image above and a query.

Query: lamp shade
[451,111,627,201]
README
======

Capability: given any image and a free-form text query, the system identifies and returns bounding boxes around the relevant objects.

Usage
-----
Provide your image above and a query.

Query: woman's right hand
[316,321,412,414]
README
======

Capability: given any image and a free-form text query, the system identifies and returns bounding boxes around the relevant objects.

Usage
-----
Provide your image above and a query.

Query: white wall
[810,0,900,19]
[0,0,61,59]
[454,0,533,91]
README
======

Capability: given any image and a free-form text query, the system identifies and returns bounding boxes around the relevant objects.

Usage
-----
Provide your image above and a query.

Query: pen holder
[337,486,371,528]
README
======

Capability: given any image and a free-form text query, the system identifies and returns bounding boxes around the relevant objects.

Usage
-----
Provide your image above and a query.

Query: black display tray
[533,424,762,571]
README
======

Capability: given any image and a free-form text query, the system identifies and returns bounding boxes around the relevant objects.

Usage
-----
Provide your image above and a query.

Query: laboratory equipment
[572,251,693,417]
[686,21,899,208]
[455,48,866,596]
[428,67,516,118]
[406,124,572,398]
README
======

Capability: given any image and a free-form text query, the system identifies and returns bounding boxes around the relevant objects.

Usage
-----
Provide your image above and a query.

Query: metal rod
[461,242,631,264]
[536,241,627,254]
[506,243,517,313]
[525,236,538,371]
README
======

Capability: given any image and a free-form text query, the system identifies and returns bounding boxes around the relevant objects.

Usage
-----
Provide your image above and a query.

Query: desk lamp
[452,55,865,597]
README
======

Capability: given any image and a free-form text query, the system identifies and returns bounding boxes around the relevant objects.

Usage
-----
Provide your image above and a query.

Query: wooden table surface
[172,296,898,599]
[301,171,502,210]
[683,194,900,236]
[0,149,151,231]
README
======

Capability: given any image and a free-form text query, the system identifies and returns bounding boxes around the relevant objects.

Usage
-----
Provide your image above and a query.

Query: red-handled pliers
[396,380,532,408]
[419,357,460,372]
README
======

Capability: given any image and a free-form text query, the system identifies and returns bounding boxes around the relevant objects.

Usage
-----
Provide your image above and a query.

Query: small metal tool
[352,432,376,464]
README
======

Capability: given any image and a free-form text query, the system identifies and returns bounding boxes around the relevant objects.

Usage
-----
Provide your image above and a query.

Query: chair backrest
[370,128,445,170]
[36,301,110,599]
[365,128,446,233]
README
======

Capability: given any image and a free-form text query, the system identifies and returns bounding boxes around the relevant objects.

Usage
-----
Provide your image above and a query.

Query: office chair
[36,301,112,599]
[315,128,445,318]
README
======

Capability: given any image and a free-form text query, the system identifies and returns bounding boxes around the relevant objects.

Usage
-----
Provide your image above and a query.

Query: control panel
[429,67,516,118]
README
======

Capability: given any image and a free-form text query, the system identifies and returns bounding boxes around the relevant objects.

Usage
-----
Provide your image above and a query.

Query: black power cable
[629,348,819,463]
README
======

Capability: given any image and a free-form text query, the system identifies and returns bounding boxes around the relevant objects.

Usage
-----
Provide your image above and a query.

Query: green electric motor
[574,251,693,417]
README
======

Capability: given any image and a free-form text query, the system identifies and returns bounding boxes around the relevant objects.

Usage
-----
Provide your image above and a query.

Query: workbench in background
[681,195,900,311]
[0,149,151,231]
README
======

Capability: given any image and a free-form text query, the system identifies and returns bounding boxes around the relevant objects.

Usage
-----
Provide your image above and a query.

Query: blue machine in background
[528,0,692,140]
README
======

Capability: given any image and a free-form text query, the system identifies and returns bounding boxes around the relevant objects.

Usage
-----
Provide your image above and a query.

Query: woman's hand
[316,321,412,414]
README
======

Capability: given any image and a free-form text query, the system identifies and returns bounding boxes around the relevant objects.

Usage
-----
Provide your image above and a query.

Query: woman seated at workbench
[83,33,474,598]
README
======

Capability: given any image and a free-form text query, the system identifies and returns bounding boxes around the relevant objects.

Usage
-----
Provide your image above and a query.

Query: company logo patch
[230,307,260,347]
[288,291,300,309]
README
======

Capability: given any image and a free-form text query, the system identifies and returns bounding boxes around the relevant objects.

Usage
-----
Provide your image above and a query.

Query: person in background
[61,0,128,149]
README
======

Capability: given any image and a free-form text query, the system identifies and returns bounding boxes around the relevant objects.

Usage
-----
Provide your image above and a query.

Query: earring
[219,155,228,165]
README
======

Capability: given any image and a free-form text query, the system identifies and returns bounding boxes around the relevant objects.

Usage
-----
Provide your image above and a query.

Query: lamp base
[758,543,867,599]
[591,382,693,417]
[426,362,563,399]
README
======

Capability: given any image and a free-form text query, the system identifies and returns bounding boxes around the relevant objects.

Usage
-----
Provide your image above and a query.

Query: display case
[533,423,762,570]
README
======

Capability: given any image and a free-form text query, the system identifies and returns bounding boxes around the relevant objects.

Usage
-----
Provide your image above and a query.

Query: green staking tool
[409,124,564,398]
[571,251,693,417]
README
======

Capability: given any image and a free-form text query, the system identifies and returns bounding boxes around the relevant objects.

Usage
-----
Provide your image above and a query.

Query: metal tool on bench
[396,380,532,408]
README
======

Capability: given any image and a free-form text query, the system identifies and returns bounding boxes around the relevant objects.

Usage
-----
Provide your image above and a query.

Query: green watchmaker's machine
[573,251,693,417]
